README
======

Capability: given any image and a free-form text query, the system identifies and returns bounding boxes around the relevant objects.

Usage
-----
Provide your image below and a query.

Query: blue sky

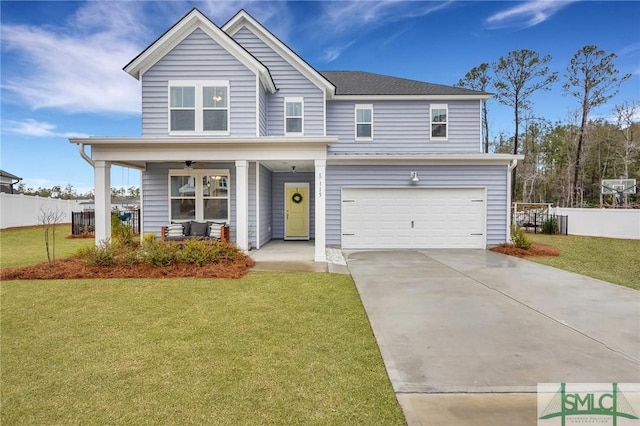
[1,0,639,194]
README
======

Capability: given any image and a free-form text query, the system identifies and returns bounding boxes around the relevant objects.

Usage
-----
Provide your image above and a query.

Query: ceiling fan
[184,160,207,169]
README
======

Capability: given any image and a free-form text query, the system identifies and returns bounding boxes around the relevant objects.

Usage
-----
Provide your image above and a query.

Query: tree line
[456,45,637,207]
[16,183,140,200]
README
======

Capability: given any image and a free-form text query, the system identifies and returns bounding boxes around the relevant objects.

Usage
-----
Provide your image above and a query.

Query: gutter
[78,143,94,167]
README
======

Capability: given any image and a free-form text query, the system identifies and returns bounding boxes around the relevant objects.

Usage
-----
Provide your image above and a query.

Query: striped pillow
[167,223,184,238]
[208,224,221,239]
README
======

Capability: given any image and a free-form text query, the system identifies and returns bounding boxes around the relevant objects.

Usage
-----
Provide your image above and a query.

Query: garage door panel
[342,188,485,249]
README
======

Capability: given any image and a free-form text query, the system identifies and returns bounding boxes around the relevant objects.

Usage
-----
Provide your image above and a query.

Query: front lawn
[0,225,92,268]
[1,273,405,425]
[527,234,640,290]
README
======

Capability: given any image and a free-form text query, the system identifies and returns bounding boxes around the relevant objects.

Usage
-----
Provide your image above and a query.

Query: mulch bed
[490,242,560,258]
[1,256,255,280]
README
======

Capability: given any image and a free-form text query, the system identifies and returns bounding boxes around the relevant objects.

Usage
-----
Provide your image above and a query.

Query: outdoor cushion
[167,223,184,237]
[165,223,185,241]
[189,221,209,237]
[182,220,191,236]
[208,222,226,239]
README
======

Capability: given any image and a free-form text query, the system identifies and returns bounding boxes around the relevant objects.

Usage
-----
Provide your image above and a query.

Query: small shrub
[209,242,246,263]
[143,241,179,267]
[143,233,157,244]
[179,240,217,266]
[76,242,117,267]
[511,225,532,250]
[541,217,558,234]
[111,213,136,246]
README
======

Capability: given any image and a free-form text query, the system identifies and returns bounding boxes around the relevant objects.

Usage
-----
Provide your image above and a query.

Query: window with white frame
[355,104,373,139]
[430,104,448,139]
[169,81,229,134]
[169,170,229,222]
[284,97,303,135]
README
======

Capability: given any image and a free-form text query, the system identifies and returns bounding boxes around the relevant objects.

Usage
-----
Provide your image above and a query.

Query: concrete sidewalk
[345,249,640,425]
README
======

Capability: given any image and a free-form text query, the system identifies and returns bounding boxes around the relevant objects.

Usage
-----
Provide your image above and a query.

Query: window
[284,97,303,135]
[169,170,229,222]
[169,81,229,134]
[430,104,448,139]
[355,104,373,139]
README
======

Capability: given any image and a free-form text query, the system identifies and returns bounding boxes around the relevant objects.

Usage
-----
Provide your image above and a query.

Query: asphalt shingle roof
[320,71,489,96]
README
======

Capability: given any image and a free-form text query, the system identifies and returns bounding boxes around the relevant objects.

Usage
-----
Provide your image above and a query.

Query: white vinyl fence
[550,207,640,240]
[0,193,81,229]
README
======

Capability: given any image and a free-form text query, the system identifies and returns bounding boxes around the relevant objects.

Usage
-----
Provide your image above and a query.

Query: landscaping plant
[511,225,532,250]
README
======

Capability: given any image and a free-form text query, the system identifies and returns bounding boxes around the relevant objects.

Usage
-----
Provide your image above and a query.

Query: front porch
[71,136,336,262]
[249,240,349,273]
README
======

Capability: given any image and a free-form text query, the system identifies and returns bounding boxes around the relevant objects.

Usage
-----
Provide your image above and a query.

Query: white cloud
[486,1,576,29]
[3,119,91,138]
[1,1,147,115]
[310,0,453,62]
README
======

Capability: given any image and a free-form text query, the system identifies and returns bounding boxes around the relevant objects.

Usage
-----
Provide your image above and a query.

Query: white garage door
[341,187,486,249]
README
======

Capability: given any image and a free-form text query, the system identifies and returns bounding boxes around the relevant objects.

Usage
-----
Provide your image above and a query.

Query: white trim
[284,182,310,240]
[284,97,304,136]
[479,99,483,153]
[314,159,326,262]
[236,160,249,251]
[323,90,327,137]
[506,159,518,243]
[333,94,491,101]
[255,161,261,249]
[71,136,337,145]
[354,104,373,141]
[124,9,276,92]
[430,103,448,141]
[94,161,111,245]
[167,168,231,223]
[222,11,334,96]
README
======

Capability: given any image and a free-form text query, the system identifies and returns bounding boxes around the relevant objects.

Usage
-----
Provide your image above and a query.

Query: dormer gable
[124,8,276,93]
[222,10,335,98]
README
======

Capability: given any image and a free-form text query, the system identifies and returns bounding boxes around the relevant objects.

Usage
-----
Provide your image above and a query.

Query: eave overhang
[327,153,524,166]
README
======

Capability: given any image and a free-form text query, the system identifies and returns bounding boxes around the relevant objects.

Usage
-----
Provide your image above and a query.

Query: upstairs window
[169,81,229,134]
[355,104,373,140]
[170,87,195,131]
[430,104,448,139]
[285,97,303,135]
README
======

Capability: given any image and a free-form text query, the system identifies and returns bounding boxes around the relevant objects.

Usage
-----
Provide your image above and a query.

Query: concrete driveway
[345,250,640,425]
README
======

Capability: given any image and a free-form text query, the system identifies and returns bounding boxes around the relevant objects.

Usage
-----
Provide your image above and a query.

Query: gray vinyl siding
[259,164,272,246]
[232,27,324,136]
[325,165,507,246]
[141,28,257,137]
[326,100,481,154]
[259,82,267,136]
[141,163,237,241]
[271,172,315,239]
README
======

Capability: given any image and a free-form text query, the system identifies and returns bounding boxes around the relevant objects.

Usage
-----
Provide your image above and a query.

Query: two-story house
[71,9,523,261]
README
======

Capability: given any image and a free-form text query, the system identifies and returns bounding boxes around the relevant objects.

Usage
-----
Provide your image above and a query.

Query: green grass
[528,234,640,290]
[1,273,405,425]
[0,225,92,268]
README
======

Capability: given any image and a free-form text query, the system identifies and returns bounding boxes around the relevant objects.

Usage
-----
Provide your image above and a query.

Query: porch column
[235,160,249,252]
[314,159,326,262]
[94,160,111,245]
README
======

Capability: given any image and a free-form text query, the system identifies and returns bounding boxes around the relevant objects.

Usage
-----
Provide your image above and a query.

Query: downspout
[78,143,94,167]
[506,159,518,243]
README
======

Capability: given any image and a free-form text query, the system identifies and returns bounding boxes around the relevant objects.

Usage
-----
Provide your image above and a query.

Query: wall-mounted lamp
[410,170,419,182]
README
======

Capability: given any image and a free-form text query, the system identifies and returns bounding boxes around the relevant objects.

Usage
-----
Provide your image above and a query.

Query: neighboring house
[70,9,523,261]
[0,170,22,194]
[78,197,141,211]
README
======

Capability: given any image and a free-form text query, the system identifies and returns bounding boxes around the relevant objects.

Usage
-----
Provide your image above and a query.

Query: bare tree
[38,208,65,265]
[493,50,558,201]
[564,45,631,207]
[456,63,492,153]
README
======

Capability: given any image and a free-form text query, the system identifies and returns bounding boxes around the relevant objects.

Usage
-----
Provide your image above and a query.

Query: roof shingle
[320,71,489,96]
